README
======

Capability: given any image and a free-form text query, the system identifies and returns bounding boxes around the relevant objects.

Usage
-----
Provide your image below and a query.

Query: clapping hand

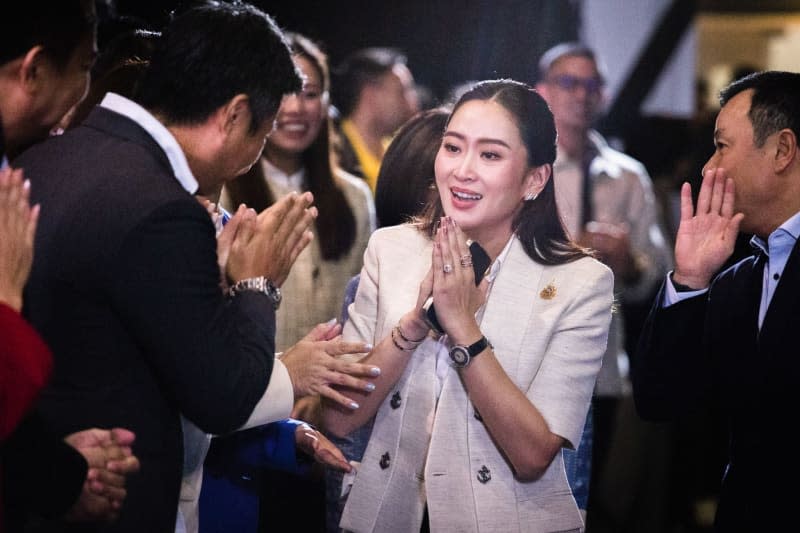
[63,428,140,523]
[226,192,317,286]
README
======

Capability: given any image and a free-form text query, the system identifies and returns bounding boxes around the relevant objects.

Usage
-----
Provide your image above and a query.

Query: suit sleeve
[632,280,710,421]
[106,201,280,434]
[0,303,52,440]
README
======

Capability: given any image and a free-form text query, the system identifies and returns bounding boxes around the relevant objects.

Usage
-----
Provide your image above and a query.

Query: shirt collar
[750,209,800,257]
[262,157,305,191]
[99,92,198,194]
[485,235,515,283]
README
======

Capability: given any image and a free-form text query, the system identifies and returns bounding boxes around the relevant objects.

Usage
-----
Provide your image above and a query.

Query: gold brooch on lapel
[539,282,557,300]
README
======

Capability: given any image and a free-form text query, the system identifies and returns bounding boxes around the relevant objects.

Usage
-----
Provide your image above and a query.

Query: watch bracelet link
[228,276,282,309]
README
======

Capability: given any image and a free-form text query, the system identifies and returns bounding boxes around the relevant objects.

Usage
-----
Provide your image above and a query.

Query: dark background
[110,0,580,104]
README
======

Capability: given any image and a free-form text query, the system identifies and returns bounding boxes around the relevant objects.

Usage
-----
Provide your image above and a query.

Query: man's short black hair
[136,1,301,133]
[0,0,96,70]
[720,70,800,148]
[331,47,408,118]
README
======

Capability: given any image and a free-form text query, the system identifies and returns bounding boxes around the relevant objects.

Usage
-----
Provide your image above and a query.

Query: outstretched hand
[281,321,379,411]
[673,168,744,289]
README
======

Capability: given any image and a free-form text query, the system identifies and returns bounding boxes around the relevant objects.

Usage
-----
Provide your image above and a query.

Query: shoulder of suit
[334,168,373,202]
[368,223,428,252]
[538,251,613,285]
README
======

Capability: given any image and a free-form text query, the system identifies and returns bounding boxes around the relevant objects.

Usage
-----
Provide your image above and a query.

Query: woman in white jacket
[323,80,613,532]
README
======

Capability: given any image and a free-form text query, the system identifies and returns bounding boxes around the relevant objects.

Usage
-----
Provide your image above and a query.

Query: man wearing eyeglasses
[536,42,673,530]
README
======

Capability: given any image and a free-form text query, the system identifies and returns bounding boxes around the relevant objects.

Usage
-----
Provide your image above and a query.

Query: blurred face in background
[265,55,327,159]
[538,54,604,133]
[369,63,418,136]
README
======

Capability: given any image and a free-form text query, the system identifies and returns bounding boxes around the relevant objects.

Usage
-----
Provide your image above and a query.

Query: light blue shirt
[99,92,199,194]
[665,210,800,330]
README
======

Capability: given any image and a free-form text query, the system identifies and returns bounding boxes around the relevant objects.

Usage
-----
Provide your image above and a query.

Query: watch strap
[465,336,490,357]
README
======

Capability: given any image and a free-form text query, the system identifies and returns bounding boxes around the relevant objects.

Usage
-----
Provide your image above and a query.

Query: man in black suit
[12,2,377,531]
[633,71,800,531]
[1,1,141,528]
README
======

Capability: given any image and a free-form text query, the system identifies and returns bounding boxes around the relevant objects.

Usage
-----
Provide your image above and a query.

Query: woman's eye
[443,143,459,153]
[482,151,500,160]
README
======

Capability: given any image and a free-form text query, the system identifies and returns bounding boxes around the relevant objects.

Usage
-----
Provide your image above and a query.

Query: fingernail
[365,382,376,392]
[364,343,373,351]
[326,317,338,326]
[349,401,360,409]
[369,366,381,376]
[23,179,30,190]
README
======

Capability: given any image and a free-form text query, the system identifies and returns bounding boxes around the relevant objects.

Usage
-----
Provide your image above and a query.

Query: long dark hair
[225,33,356,260]
[420,79,587,265]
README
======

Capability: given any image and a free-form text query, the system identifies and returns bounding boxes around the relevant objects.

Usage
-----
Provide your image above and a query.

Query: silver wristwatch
[229,276,282,310]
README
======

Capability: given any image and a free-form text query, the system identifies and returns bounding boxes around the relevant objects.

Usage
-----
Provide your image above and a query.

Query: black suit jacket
[13,107,278,532]
[633,242,800,531]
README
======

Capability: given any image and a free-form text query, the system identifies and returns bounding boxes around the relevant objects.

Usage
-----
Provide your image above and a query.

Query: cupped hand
[673,168,744,288]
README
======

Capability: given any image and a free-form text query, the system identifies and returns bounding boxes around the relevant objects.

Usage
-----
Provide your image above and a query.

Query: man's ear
[219,94,252,136]
[773,128,797,174]
[19,46,48,93]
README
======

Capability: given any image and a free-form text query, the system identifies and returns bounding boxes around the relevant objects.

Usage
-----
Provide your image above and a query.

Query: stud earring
[524,191,538,201]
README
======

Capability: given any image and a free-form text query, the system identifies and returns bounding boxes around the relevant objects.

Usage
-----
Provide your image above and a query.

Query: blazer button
[390,391,402,409]
[477,465,491,484]
[380,452,391,470]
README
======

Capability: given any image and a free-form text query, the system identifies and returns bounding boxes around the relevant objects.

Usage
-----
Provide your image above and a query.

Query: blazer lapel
[479,238,545,383]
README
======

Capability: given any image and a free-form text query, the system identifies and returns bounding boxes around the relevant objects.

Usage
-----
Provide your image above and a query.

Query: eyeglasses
[546,74,604,95]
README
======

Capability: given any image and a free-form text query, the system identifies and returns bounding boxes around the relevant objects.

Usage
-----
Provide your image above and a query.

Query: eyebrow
[443,131,511,149]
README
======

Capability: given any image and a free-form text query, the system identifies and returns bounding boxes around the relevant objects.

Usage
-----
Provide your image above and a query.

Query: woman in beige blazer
[323,80,613,532]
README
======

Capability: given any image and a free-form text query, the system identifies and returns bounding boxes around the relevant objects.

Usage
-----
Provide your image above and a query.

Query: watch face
[450,346,470,367]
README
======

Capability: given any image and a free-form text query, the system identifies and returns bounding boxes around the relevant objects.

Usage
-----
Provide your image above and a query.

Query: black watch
[449,336,491,368]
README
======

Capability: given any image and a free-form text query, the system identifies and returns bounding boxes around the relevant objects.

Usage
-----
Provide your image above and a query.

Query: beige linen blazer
[340,224,613,532]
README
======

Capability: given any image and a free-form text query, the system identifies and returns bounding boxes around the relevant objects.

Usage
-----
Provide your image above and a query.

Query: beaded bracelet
[396,322,427,344]
[391,326,418,352]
